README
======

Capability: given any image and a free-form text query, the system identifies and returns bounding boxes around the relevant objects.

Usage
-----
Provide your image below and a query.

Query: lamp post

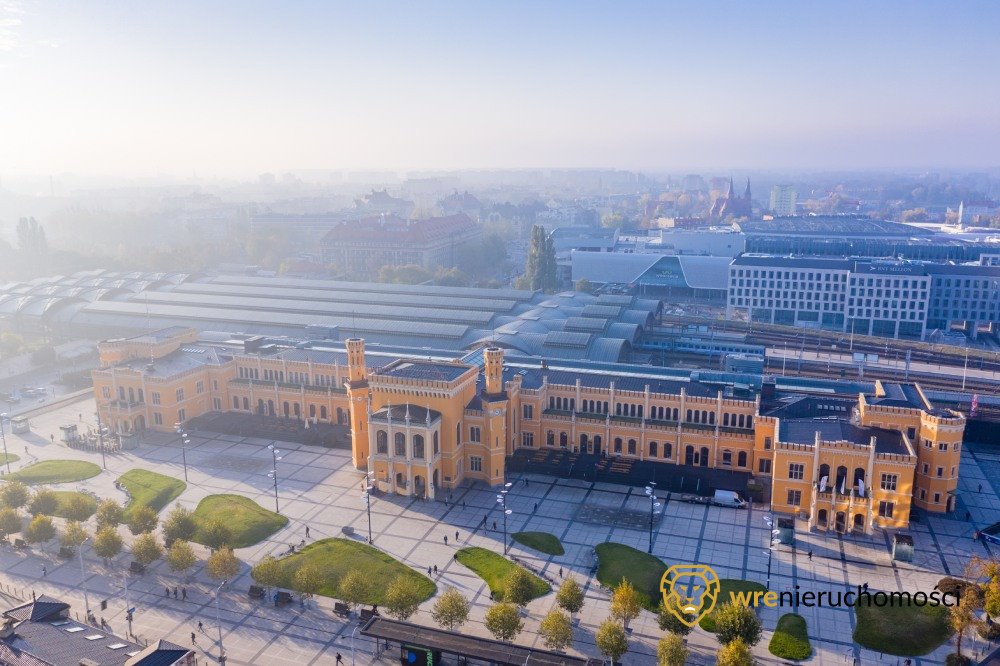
[215,581,227,663]
[0,413,10,474]
[267,445,282,513]
[362,471,375,544]
[94,411,107,470]
[643,482,662,554]
[123,573,133,637]
[78,537,90,615]
[174,425,189,482]
[496,482,513,555]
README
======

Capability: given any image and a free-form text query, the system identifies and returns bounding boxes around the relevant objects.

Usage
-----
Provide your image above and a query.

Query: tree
[63,494,95,522]
[24,514,55,544]
[539,609,573,651]
[16,217,48,255]
[950,589,982,662]
[163,505,198,544]
[384,575,423,621]
[434,266,469,287]
[166,539,197,574]
[657,602,693,635]
[601,212,626,229]
[199,518,233,550]
[556,576,585,618]
[131,532,163,567]
[28,489,59,516]
[431,587,470,631]
[251,555,284,590]
[294,563,323,599]
[207,546,240,581]
[484,602,523,642]
[503,567,536,607]
[610,579,642,629]
[715,602,763,647]
[657,633,689,666]
[126,505,158,535]
[0,480,30,510]
[595,619,628,663]
[93,526,124,564]
[339,569,374,610]
[716,637,755,666]
[0,508,21,540]
[521,225,558,292]
[574,278,593,293]
[60,520,88,550]
[95,499,123,529]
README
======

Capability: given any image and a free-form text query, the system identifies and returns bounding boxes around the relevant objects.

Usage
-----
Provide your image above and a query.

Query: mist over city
[0,2,999,666]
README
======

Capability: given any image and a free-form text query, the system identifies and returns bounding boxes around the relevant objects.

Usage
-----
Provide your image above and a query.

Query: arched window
[819,464,830,483]
[686,409,693,422]
[594,435,602,452]
[616,403,622,416]
[708,412,715,425]
[413,435,425,459]
[746,416,753,428]
[685,445,695,465]
[433,431,439,454]
[137,389,144,403]
[672,408,679,421]
[283,401,290,417]
[627,439,636,455]
[320,405,328,420]
[456,422,461,443]
[738,451,747,467]
[242,397,249,410]
[614,438,623,453]
[394,432,406,456]
[376,431,388,454]
[233,396,240,409]
[649,441,658,457]
[722,450,732,465]
[637,405,644,418]
[737,414,745,428]
[267,400,275,415]
[700,447,710,467]
[559,432,568,448]
[580,434,589,449]
[309,404,316,418]
[118,386,125,400]
[293,403,301,417]
[836,466,848,490]
[547,431,555,447]
[569,399,575,411]
[723,413,730,427]
[663,442,672,459]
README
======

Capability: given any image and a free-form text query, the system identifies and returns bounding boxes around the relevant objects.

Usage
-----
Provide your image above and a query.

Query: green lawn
[512,531,565,556]
[594,542,667,610]
[769,613,812,661]
[192,494,288,548]
[50,491,98,521]
[11,460,101,485]
[117,469,186,517]
[456,546,550,601]
[700,579,768,632]
[0,453,20,466]
[267,538,436,603]
[854,598,952,656]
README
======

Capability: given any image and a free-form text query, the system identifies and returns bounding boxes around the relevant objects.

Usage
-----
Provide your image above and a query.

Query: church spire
[743,178,752,200]
[728,176,735,197]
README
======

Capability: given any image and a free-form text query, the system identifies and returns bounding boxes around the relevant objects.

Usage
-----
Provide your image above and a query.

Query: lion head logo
[660,564,721,627]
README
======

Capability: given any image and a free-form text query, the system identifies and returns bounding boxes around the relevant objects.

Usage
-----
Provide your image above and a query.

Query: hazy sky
[2,1,999,177]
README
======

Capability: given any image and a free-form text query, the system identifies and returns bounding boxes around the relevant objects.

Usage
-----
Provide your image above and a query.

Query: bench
[58,546,75,559]
[274,590,293,606]
[359,609,375,623]
[129,561,145,575]
[334,602,351,617]
[248,585,266,600]
[341,526,355,536]
[14,538,26,550]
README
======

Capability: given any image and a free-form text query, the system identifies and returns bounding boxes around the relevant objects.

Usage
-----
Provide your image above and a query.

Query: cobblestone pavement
[0,396,996,665]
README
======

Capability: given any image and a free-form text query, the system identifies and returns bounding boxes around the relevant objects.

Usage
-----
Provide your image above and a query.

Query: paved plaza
[1,396,997,665]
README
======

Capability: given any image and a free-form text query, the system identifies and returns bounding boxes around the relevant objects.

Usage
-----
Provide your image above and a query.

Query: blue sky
[1,0,999,176]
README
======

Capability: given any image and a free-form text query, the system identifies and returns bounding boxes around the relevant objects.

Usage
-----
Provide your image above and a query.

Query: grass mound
[594,541,666,610]
[456,546,550,601]
[700,579,768,632]
[853,597,951,656]
[512,531,565,556]
[0,453,20,466]
[117,469,186,516]
[192,494,288,548]
[12,460,100,485]
[769,613,811,661]
[50,491,98,521]
[269,538,436,603]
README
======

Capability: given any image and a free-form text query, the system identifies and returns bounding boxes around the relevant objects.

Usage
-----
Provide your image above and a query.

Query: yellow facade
[92,329,966,530]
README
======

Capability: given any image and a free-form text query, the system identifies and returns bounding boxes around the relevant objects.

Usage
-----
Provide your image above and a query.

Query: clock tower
[481,347,509,486]
[344,338,370,470]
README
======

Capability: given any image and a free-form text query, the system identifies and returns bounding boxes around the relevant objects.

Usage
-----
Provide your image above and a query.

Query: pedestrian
[967,511,972,521]
[41,565,46,577]
[173,587,178,599]
[455,530,459,541]
[980,484,984,493]
[79,413,82,421]
[444,535,448,545]
[165,587,170,597]
[559,567,563,577]
[453,553,458,561]
[191,632,196,645]
[433,565,438,574]
[807,550,812,561]
[182,587,187,600]
[493,520,497,531]
[462,500,466,509]
[861,583,869,593]
[533,502,538,512]
[427,566,432,575]
[305,525,310,538]
[336,653,343,665]
[198,621,204,632]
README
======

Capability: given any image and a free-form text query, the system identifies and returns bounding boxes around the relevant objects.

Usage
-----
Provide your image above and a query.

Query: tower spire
[744,178,751,200]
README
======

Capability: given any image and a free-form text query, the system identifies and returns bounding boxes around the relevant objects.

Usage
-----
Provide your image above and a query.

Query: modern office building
[727,254,1000,339]
[92,327,965,530]
[768,185,797,216]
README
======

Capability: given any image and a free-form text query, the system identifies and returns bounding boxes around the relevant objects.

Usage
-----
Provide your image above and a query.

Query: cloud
[36,38,59,48]
[0,1,24,52]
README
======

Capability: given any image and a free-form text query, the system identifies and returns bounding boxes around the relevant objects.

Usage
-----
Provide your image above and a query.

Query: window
[213,398,221,410]
[721,450,732,466]
[175,388,184,402]
[649,441,658,457]
[413,435,425,459]
[878,501,894,518]
[195,381,204,394]
[938,442,948,451]
[906,427,916,440]
[213,380,219,391]
[470,456,483,472]
[177,408,186,423]
[470,426,481,443]
[614,438,622,454]
[559,432,568,448]
[153,412,162,425]
[933,492,941,504]
[102,386,111,399]
[764,437,772,450]
[433,432,439,454]
[788,463,805,480]
[787,490,802,506]
[737,451,747,467]
[759,459,772,474]
[394,433,406,457]
[663,442,672,459]
[880,474,898,491]
[233,397,240,409]
[522,404,533,420]
[151,392,160,405]
[522,432,534,447]
[627,439,636,455]
[936,466,944,478]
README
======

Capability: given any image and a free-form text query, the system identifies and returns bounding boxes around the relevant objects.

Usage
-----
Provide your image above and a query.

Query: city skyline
[1,1,999,177]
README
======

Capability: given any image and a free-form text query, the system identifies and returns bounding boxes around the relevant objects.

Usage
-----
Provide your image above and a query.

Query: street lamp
[215,581,227,663]
[0,413,10,474]
[362,471,375,544]
[78,537,91,616]
[174,424,189,482]
[496,482,513,555]
[643,482,662,554]
[94,411,107,470]
[267,445,282,513]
